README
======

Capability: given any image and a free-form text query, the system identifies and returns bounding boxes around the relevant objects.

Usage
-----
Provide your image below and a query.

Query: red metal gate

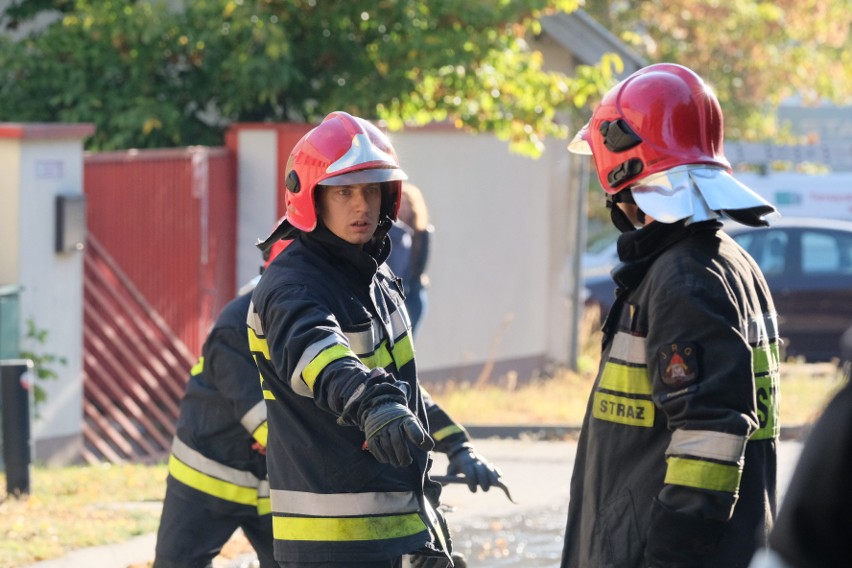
[82,236,194,463]
[82,146,236,462]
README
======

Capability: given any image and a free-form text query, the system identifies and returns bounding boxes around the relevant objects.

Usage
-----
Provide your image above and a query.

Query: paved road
[434,438,802,567]
[26,437,804,568]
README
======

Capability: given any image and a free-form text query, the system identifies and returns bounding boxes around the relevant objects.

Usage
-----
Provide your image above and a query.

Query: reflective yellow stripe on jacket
[270,488,426,542]
[594,332,655,427]
[169,437,270,514]
[664,429,748,493]
[346,309,415,370]
[749,313,781,441]
[247,302,275,401]
[240,400,268,447]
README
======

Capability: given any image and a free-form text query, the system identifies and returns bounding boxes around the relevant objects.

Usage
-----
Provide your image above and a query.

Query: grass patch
[425,366,595,426]
[778,362,848,425]
[426,308,848,428]
[0,463,167,568]
[425,361,847,429]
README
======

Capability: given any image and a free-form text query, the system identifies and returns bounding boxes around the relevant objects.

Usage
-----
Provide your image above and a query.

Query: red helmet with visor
[284,111,407,232]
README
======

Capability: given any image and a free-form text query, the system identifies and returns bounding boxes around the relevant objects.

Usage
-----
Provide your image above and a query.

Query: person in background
[387,217,413,305]
[153,239,289,568]
[388,182,433,336]
[562,63,780,568]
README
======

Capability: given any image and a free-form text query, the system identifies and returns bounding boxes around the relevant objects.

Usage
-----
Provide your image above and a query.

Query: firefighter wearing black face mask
[562,63,780,568]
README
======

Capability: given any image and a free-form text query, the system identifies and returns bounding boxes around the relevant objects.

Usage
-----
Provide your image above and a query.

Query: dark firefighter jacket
[562,220,779,568]
[167,291,270,517]
[247,225,448,564]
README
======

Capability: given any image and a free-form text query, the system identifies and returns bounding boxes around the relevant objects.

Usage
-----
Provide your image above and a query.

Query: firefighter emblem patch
[658,342,698,388]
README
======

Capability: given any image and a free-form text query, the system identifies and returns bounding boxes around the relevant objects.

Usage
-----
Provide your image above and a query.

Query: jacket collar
[612,219,721,290]
[302,221,392,285]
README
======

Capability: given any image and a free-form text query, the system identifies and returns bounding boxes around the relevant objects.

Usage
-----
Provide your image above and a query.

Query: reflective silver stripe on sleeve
[747,312,779,344]
[240,400,267,434]
[609,332,647,365]
[270,488,419,516]
[389,308,409,340]
[344,310,410,358]
[345,320,381,356]
[247,302,264,335]
[666,429,748,463]
[259,478,269,498]
[290,334,347,397]
[172,436,263,488]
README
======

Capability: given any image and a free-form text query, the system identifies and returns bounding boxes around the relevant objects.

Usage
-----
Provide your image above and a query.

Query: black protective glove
[446,442,503,492]
[361,401,434,467]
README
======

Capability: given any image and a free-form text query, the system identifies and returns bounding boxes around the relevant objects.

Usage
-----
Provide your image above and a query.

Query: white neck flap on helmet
[631,165,779,226]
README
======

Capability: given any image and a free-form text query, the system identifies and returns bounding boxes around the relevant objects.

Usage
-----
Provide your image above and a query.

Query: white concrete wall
[0,126,90,464]
[390,129,577,378]
[19,139,87,461]
[0,139,22,285]
[236,129,278,288]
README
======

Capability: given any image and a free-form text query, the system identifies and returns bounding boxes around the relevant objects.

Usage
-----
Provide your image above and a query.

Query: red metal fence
[84,146,236,357]
[82,236,195,463]
[82,146,236,462]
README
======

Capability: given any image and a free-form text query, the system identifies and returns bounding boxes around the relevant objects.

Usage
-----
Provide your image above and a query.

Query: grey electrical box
[55,193,87,253]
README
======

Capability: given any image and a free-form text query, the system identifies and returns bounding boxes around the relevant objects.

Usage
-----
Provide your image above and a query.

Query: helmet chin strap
[607,189,646,233]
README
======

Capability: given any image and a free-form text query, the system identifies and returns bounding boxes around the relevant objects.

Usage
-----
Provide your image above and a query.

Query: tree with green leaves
[0,0,618,154]
[582,0,852,141]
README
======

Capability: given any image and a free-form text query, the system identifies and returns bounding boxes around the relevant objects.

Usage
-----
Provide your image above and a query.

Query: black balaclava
[607,188,646,233]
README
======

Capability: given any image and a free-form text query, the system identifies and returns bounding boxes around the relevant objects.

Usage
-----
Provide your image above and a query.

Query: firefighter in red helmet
[248,111,496,568]
[154,241,291,568]
[561,64,780,568]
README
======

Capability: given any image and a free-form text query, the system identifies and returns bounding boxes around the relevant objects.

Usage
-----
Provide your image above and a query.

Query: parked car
[583,217,852,362]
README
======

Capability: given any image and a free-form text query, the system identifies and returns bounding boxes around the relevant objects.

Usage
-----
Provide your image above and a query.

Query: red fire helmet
[570,63,730,194]
[284,111,407,232]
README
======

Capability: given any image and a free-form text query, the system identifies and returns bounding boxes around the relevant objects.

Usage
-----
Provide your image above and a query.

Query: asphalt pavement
[24,436,805,568]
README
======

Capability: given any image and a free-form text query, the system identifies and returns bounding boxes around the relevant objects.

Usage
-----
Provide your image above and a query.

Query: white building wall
[391,129,574,379]
[236,129,278,288]
[0,139,22,284]
[0,125,91,464]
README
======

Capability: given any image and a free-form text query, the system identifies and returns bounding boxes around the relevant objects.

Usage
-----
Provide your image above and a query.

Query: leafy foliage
[582,0,852,141]
[19,319,67,413]
[0,0,75,30]
[0,0,617,155]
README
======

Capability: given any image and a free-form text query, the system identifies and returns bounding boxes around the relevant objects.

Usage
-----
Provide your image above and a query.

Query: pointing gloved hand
[447,442,503,492]
[361,401,434,467]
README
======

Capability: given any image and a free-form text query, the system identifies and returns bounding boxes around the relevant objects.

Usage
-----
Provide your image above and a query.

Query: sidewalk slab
[24,534,156,568]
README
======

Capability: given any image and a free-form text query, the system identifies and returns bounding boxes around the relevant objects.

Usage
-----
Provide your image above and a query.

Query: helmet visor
[320,167,408,187]
[567,124,593,155]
